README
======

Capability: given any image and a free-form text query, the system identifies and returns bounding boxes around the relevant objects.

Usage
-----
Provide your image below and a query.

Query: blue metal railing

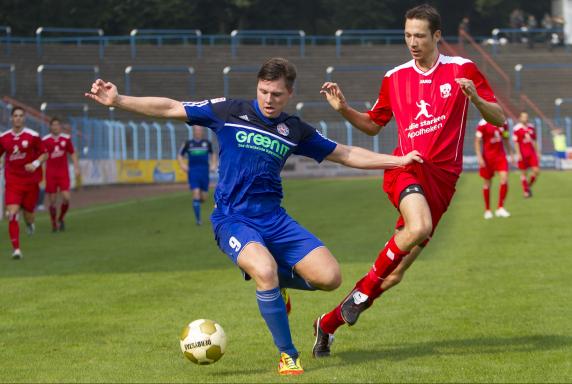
[325,64,394,82]
[0,63,16,96]
[230,30,305,58]
[222,65,259,97]
[335,29,403,58]
[0,26,11,55]
[37,64,99,97]
[124,65,195,96]
[129,29,202,59]
[36,27,104,58]
[514,63,572,92]
[490,27,567,55]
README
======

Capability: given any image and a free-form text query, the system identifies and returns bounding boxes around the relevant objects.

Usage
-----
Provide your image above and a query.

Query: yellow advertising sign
[116,160,187,183]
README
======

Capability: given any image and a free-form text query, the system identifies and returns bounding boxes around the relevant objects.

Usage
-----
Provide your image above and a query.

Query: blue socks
[278,268,316,291]
[192,199,201,224]
[256,287,298,358]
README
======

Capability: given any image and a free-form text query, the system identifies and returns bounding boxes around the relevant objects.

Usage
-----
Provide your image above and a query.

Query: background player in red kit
[474,119,513,219]
[512,111,540,198]
[42,117,80,232]
[313,4,506,357]
[0,107,47,259]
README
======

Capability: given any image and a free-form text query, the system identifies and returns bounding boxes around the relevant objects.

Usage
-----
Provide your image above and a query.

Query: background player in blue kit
[85,57,422,375]
[177,125,217,225]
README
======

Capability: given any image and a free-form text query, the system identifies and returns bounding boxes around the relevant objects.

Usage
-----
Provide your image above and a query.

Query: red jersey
[512,123,537,158]
[475,119,508,160]
[0,128,44,184]
[368,54,497,175]
[43,133,75,178]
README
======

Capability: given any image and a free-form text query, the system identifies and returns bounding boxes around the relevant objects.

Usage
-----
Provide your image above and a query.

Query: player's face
[256,78,293,118]
[193,126,204,139]
[50,120,62,135]
[519,113,529,124]
[11,110,25,129]
[404,18,440,63]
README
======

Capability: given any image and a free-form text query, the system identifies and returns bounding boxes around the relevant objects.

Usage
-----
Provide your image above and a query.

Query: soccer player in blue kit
[177,125,217,225]
[86,58,422,375]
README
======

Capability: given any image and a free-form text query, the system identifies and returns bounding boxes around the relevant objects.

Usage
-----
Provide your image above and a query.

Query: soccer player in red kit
[42,117,80,232]
[474,119,513,219]
[313,4,506,357]
[0,107,47,259]
[512,111,540,198]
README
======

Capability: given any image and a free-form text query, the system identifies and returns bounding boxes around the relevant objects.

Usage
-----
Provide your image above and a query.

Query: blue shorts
[188,167,209,192]
[211,207,324,275]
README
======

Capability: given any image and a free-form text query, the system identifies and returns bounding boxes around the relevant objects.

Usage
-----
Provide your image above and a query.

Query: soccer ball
[180,319,227,365]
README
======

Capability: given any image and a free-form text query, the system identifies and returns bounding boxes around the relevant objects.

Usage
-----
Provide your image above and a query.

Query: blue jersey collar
[252,100,288,125]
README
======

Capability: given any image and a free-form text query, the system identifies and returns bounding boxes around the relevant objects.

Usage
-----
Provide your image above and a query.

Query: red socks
[49,205,57,227]
[483,186,491,210]
[320,237,408,334]
[8,214,20,250]
[529,175,537,186]
[360,237,409,296]
[59,202,69,221]
[498,183,508,208]
[521,176,530,194]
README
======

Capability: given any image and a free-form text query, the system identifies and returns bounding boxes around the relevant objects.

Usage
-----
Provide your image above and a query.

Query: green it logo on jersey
[235,130,290,159]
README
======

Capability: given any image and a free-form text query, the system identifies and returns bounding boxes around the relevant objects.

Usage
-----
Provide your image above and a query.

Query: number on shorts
[229,236,242,252]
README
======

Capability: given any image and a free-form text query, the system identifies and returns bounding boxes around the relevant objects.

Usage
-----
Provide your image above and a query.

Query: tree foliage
[0,0,551,37]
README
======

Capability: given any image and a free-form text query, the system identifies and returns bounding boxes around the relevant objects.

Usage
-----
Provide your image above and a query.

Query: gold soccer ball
[180,319,227,365]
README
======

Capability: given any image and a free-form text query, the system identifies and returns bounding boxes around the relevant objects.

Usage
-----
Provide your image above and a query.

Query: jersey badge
[277,123,289,136]
[440,83,451,98]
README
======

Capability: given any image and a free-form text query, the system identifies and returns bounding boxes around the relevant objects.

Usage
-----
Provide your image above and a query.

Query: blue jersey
[183,98,337,217]
[179,138,213,168]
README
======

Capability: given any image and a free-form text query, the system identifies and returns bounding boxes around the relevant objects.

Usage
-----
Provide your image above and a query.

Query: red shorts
[518,153,539,170]
[45,175,71,193]
[5,182,40,212]
[479,156,509,180]
[383,162,459,244]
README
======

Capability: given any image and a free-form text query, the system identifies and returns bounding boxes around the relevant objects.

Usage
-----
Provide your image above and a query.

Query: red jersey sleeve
[367,76,393,127]
[475,123,484,138]
[464,62,496,103]
[67,138,75,154]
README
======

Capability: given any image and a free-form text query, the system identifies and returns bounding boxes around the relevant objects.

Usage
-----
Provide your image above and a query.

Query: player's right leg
[6,204,22,259]
[520,169,531,198]
[213,215,302,375]
[316,190,431,340]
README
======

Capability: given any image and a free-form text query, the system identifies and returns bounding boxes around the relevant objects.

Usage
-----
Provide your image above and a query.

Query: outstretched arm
[85,79,187,120]
[320,82,382,136]
[326,144,423,170]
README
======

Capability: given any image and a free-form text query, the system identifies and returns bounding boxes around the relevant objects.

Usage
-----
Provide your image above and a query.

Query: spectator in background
[458,16,470,45]
[551,128,567,170]
[526,14,538,48]
[509,8,525,42]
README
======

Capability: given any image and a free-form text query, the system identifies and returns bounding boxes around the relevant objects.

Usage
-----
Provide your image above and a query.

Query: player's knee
[250,264,278,286]
[405,222,432,245]
[319,268,342,291]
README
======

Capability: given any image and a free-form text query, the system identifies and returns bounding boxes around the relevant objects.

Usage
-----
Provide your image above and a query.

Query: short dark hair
[50,116,61,125]
[257,57,297,90]
[405,4,442,35]
[11,106,24,116]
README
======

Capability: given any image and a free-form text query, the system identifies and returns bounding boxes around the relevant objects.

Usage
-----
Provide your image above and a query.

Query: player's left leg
[294,247,342,291]
[495,171,510,217]
[58,189,71,231]
[529,166,539,188]
[21,184,39,236]
[482,178,493,219]
[47,192,58,232]
[520,169,531,198]
[191,188,202,225]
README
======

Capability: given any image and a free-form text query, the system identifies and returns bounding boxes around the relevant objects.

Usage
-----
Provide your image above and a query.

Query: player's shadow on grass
[327,334,570,366]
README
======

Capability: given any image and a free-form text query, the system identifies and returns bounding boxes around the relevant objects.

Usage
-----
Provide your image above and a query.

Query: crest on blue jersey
[277,123,289,136]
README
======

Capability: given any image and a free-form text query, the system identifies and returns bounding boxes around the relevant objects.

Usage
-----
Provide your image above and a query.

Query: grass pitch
[0,172,571,382]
